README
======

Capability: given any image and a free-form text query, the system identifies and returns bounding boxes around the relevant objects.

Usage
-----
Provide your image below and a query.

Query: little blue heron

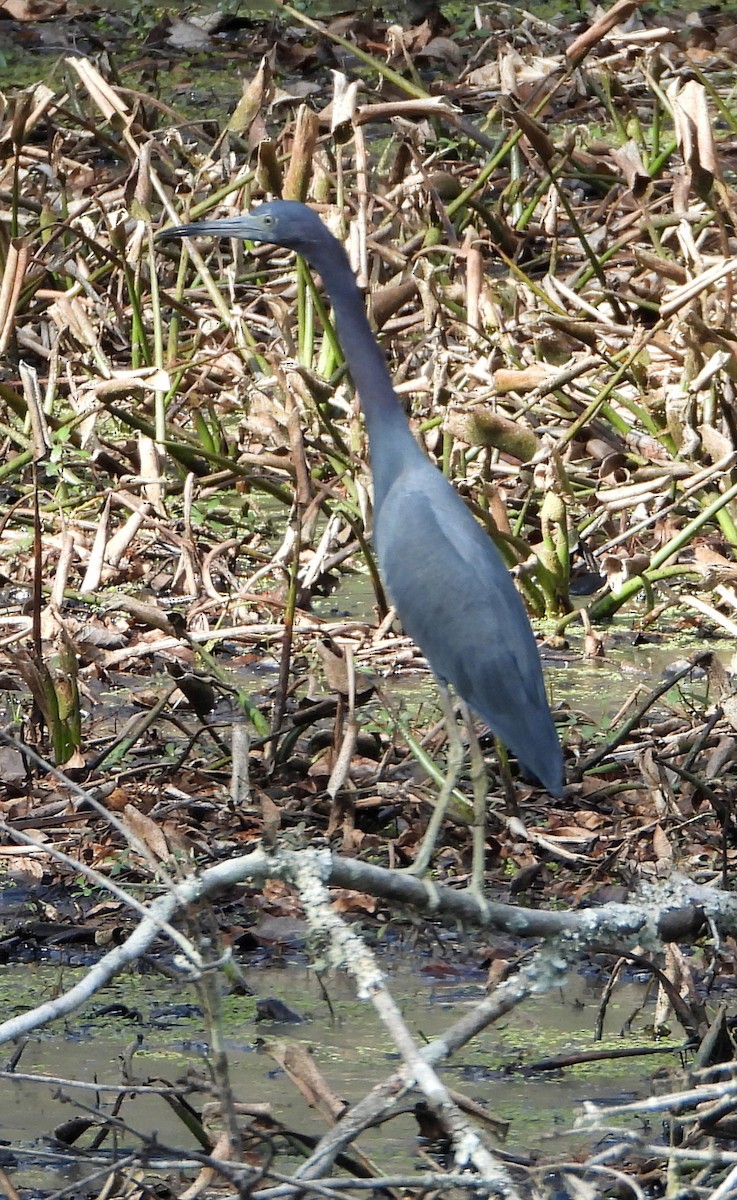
[159,201,564,900]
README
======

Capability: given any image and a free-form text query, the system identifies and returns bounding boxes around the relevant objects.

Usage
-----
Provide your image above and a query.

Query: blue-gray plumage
[159,201,563,816]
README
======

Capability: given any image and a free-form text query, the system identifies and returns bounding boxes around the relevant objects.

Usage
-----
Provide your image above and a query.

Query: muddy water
[1,957,680,1189]
[313,562,731,731]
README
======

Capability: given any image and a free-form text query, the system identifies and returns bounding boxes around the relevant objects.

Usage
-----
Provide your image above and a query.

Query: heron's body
[160,201,564,799]
[374,462,561,792]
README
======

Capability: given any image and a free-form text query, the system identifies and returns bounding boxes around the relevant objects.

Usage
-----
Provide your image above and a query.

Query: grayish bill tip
[156,223,203,242]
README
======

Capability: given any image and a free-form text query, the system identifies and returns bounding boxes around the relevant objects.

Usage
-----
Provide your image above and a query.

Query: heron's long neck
[310,237,422,502]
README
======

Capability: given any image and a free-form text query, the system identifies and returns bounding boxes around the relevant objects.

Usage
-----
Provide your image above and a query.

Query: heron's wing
[374,471,562,793]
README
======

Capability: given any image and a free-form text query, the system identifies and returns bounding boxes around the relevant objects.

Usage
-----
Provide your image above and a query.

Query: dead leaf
[226,56,274,148]
[60,748,85,771]
[667,78,716,197]
[0,745,26,786]
[610,138,650,198]
[123,804,171,861]
[0,0,65,18]
[444,406,538,459]
[416,36,464,72]
[7,854,44,884]
[652,823,674,866]
[264,1040,347,1122]
[330,889,377,914]
[165,18,212,51]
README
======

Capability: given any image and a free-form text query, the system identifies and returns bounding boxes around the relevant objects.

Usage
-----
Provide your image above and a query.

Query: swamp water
[0,957,681,1191]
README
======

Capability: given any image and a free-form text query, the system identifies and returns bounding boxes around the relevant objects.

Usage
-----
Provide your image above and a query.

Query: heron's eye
[263,216,274,226]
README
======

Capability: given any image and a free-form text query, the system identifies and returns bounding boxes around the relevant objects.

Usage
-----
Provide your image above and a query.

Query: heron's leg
[461,702,490,914]
[494,737,520,819]
[406,681,464,878]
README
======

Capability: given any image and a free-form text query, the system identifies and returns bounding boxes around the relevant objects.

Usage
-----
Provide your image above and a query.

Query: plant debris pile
[1,0,737,1195]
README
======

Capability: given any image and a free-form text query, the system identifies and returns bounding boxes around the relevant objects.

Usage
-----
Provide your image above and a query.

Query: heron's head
[157,200,328,256]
